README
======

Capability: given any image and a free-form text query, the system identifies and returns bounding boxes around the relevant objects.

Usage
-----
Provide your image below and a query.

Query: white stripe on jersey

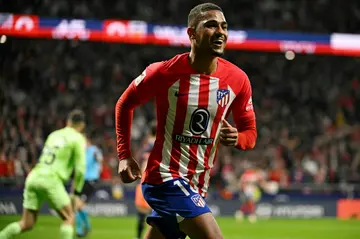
[178,75,201,180]
[160,80,180,181]
[192,77,219,193]
[201,85,236,195]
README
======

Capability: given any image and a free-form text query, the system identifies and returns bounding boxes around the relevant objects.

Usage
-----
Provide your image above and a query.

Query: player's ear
[187,27,196,40]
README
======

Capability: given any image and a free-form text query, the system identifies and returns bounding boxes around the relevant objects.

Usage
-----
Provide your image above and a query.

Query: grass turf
[0,215,359,239]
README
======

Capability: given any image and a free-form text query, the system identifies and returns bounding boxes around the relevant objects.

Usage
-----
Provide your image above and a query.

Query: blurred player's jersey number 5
[41,146,60,165]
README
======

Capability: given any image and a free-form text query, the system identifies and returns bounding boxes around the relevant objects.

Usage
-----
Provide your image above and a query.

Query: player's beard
[195,42,224,57]
[210,41,226,57]
[212,48,225,57]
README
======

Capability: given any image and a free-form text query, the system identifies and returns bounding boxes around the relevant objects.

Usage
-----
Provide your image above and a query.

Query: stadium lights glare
[285,50,295,60]
[0,35,6,44]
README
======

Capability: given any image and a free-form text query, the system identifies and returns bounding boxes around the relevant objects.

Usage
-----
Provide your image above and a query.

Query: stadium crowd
[1,0,360,192]
[1,40,359,188]
[3,0,360,33]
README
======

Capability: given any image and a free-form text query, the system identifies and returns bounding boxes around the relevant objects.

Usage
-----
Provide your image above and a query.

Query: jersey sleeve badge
[134,70,146,86]
[245,97,253,111]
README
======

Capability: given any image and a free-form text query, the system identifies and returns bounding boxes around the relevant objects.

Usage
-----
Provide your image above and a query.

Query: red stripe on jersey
[197,79,226,195]
[143,96,169,184]
[187,76,210,184]
[169,79,190,178]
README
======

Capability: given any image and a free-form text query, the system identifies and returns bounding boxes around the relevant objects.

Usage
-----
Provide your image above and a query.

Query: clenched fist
[219,119,238,147]
[118,157,142,183]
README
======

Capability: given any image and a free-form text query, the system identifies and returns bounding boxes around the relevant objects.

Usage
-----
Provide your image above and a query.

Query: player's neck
[67,124,81,132]
[188,51,218,75]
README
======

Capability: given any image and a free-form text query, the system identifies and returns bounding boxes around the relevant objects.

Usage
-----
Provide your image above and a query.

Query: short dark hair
[188,3,223,28]
[67,109,85,125]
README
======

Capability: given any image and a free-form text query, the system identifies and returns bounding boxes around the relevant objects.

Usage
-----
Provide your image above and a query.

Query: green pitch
[0,215,359,239]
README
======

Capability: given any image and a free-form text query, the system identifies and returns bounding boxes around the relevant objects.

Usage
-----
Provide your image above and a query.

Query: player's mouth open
[212,40,224,47]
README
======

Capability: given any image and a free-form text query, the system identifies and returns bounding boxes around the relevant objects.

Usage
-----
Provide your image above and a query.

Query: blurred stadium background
[0,0,360,238]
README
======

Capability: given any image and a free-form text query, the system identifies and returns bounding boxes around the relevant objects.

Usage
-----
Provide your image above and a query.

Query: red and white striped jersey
[116,53,257,196]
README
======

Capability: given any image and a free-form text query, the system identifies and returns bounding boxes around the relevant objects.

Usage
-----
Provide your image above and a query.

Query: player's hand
[219,119,238,147]
[118,157,142,183]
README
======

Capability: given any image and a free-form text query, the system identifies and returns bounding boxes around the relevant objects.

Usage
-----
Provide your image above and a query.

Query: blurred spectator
[0,150,8,177]
[2,0,360,33]
[100,161,113,182]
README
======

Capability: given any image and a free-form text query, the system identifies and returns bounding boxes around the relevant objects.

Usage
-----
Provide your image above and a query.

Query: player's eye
[206,24,217,29]
[205,22,218,28]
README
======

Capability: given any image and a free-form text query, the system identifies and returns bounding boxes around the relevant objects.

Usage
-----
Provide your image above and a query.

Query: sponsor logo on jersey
[245,97,253,111]
[174,134,214,145]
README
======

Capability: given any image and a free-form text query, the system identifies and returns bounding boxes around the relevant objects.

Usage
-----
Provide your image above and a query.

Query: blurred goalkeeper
[0,110,86,239]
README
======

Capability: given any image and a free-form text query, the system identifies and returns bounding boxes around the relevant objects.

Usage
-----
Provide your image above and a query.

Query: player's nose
[215,25,227,35]
[214,31,226,42]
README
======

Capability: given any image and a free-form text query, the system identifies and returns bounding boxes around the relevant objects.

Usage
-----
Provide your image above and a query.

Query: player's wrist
[118,151,132,161]
[234,132,244,149]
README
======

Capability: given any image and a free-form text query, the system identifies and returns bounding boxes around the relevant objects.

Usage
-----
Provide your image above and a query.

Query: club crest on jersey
[217,89,230,107]
[191,194,206,208]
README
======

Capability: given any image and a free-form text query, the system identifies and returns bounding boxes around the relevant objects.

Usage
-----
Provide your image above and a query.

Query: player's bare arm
[73,136,86,195]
